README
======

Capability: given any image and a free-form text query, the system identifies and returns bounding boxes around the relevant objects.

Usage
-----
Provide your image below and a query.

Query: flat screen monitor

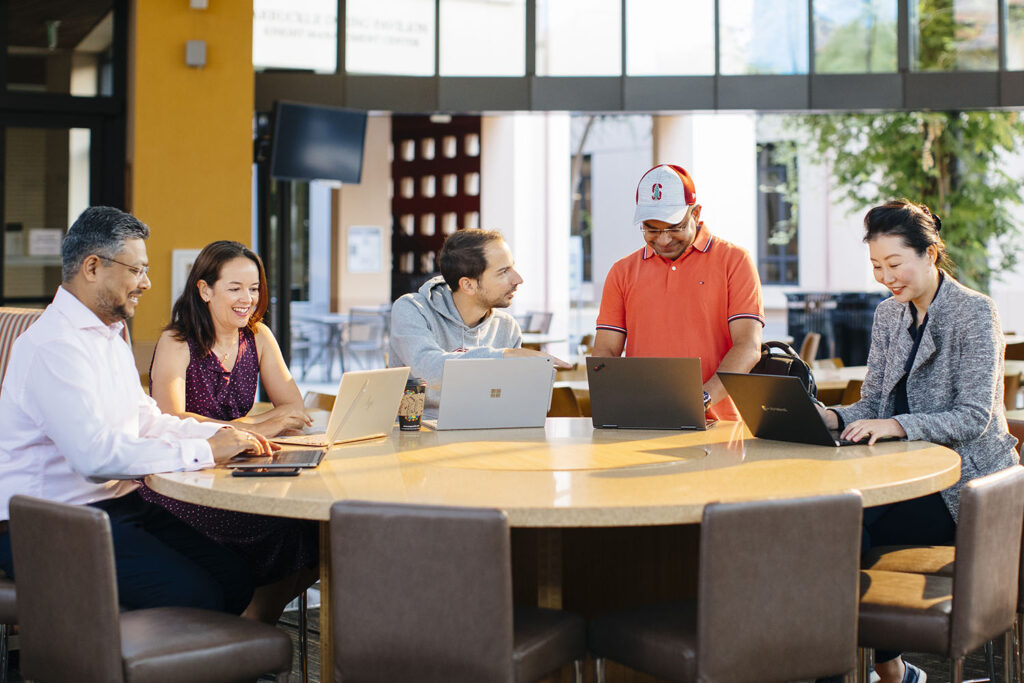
[270,102,367,183]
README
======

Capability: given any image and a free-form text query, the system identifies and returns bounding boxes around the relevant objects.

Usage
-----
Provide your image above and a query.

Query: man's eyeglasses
[640,224,687,237]
[100,256,150,281]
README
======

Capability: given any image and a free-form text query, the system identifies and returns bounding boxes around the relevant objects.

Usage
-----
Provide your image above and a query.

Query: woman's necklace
[214,334,237,364]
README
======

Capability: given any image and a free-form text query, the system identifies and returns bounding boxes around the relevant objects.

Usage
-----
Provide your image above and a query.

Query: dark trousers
[864,492,956,665]
[0,491,253,614]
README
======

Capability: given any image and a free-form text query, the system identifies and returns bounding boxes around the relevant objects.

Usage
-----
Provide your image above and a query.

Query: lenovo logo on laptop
[761,405,789,413]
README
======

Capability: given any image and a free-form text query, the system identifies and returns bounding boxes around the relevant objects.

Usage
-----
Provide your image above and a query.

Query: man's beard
[96,288,137,321]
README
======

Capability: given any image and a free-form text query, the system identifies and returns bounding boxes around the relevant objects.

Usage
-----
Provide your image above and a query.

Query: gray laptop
[432,357,554,430]
[228,366,409,469]
[718,371,898,447]
[587,357,711,430]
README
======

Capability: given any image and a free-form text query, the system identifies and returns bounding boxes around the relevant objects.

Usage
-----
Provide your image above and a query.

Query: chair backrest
[547,385,581,417]
[840,379,863,405]
[346,310,387,347]
[525,311,553,334]
[949,465,1024,659]
[9,495,125,683]
[0,307,43,385]
[0,577,15,625]
[330,501,515,683]
[303,390,336,411]
[1009,418,1024,455]
[799,332,821,363]
[697,493,862,683]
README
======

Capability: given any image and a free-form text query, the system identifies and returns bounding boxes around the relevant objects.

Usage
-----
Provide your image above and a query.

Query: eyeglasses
[640,226,687,237]
[100,256,150,281]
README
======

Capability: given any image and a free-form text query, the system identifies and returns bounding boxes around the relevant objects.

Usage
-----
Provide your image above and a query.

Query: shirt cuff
[180,438,216,470]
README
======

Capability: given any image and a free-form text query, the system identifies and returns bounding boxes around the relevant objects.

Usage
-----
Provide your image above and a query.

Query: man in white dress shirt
[0,207,269,614]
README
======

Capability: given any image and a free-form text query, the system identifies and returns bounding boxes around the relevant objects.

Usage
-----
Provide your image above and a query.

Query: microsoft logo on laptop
[490,388,502,398]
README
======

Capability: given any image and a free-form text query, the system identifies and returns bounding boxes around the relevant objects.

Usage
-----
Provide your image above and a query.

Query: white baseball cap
[633,164,697,226]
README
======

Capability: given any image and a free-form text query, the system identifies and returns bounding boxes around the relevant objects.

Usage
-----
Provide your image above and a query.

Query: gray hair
[62,207,150,282]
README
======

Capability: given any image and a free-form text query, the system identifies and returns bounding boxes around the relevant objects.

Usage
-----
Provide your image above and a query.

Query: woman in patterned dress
[140,240,317,623]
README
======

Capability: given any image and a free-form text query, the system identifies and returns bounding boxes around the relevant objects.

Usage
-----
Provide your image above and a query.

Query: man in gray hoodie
[390,229,569,419]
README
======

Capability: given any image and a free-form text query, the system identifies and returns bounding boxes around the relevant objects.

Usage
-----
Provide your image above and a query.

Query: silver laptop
[228,367,409,469]
[588,357,712,430]
[431,357,554,430]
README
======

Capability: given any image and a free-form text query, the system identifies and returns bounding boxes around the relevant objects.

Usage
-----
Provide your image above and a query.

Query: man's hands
[504,346,573,369]
[208,427,277,464]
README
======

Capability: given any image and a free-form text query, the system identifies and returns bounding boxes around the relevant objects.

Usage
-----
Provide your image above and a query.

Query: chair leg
[858,648,872,683]
[298,590,308,683]
[1006,629,1015,683]
[1,623,8,683]
[572,658,583,683]
[595,657,607,683]
[951,656,963,683]
[986,639,997,683]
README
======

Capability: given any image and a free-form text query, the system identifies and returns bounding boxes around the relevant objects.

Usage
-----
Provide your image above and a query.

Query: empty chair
[0,577,14,683]
[8,495,293,683]
[841,378,863,405]
[330,501,586,683]
[524,311,553,334]
[589,493,862,683]
[857,465,1024,683]
[547,386,581,417]
[799,331,821,363]
[343,309,388,370]
[0,307,43,383]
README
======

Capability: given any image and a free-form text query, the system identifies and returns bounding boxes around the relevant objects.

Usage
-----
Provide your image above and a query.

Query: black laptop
[718,371,898,447]
[587,357,712,430]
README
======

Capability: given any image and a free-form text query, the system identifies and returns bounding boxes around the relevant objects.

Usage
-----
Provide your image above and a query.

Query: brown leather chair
[0,577,14,683]
[840,378,863,405]
[858,465,1024,683]
[588,493,863,683]
[330,501,586,682]
[8,495,293,683]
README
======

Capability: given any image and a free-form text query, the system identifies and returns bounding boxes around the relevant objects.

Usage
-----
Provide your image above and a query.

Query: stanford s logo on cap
[651,183,662,201]
[634,164,697,227]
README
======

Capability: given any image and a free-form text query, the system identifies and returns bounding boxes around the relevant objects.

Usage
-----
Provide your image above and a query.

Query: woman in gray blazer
[818,200,1019,683]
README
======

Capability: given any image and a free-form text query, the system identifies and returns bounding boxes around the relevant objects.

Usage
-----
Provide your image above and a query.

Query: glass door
[1,124,92,306]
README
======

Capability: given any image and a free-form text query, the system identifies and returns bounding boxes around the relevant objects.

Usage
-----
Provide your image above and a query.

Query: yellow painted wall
[129,0,253,341]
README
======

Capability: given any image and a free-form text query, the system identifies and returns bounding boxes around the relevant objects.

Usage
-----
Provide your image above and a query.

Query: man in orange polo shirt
[592,164,764,421]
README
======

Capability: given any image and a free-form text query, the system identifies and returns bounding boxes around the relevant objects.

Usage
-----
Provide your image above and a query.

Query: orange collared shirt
[596,224,765,421]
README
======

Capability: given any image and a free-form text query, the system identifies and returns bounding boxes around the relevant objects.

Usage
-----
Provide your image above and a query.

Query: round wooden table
[147,419,960,682]
[148,418,960,527]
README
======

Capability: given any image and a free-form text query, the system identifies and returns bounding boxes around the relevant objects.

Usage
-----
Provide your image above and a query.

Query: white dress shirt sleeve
[21,339,217,480]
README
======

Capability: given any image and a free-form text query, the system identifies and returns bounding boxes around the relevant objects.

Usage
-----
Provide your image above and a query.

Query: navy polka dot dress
[139,327,317,585]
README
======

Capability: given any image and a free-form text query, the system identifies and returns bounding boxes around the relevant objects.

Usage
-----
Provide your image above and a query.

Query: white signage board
[253,0,338,73]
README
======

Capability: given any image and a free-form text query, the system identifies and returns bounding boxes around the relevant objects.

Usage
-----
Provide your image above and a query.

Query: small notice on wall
[348,225,382,273]
[28,229,63,256]
[171,248,202,308]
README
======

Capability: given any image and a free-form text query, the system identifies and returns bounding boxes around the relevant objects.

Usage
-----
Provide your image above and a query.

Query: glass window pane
[536,0,621,76]
[911,0,998,71]
[1005,0,1024,69]
[814,0,898,73]
[626,0,714,75]
[346,0,435,76]
[6,2,114,95]
[254,0,338,73]
[440,0,525,76]
[4,127,90,302]
[719,0,809,75]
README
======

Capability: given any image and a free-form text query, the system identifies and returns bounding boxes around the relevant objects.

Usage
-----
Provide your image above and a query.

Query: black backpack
[750,341,818,398]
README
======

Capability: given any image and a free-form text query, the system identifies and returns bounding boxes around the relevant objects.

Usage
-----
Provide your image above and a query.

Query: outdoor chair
[8,495,293,683]
[589,493,862,682]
